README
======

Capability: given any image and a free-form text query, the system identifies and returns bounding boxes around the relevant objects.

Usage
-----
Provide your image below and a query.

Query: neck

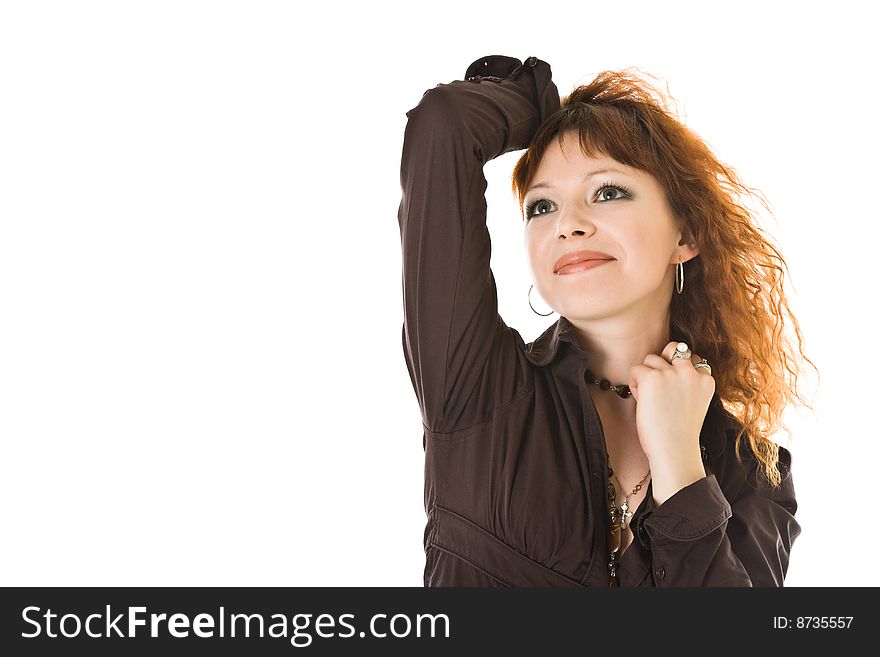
[567,308,672,417]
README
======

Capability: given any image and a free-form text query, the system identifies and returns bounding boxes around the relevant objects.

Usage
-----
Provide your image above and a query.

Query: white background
[1,1,876,586]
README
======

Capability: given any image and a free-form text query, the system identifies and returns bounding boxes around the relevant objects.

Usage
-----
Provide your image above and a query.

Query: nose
[555,205,598,240]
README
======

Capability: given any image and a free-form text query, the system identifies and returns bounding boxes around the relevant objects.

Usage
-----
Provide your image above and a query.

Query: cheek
[524,235,544,268]
[527,241,541,262]
[622,227,666,267]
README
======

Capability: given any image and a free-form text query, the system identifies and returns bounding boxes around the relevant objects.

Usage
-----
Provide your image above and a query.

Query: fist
[627,341,715,464]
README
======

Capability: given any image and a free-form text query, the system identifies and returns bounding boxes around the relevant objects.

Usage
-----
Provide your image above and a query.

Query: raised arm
[397,55,560,434]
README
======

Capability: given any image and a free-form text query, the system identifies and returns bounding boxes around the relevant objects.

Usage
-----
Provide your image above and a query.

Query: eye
[524,182,633,221]
[596,183,632,202]
[524,197,553,219]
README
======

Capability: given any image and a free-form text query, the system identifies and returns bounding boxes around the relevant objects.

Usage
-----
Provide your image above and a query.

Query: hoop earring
[675,258,685,294]
[528,284,555,316]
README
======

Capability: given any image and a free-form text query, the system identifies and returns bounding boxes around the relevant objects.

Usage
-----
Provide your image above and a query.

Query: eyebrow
[525,167,631,194]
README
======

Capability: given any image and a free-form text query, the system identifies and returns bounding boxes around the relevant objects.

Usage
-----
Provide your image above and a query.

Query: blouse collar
[522,315,737,459]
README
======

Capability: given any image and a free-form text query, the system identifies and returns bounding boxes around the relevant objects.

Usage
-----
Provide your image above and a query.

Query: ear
[675,240,700,263]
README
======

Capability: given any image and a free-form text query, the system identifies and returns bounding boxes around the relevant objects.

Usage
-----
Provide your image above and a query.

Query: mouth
[553,250,616,274]
[553,249,615,274]
[555,259,614,276]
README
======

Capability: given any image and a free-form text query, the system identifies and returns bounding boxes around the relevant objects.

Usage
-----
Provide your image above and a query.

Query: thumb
[628,369,639,402]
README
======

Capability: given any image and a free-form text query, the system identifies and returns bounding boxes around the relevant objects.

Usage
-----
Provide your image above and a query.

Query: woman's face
[523,131,698,322]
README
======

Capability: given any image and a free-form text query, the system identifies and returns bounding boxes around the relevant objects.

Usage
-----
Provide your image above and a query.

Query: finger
[691,356,713,376]
[642,354,670,370]
[627,363,654,385]
[627,364,655,399]
[660,341,679,361]
[663,341,702,369]
[670,354,696,369]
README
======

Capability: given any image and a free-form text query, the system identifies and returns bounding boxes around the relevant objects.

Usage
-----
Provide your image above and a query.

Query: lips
[556,259,613,275]
[553,249,615,274]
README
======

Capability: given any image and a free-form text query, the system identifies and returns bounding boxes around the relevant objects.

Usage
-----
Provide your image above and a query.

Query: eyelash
[524,181,633,220]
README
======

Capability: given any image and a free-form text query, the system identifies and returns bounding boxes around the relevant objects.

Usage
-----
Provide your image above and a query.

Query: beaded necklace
[584,367,650,586]
[584,367,632,399]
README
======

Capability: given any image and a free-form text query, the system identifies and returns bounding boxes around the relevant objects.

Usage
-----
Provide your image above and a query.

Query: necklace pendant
[609,568,619,588]
[607,516,621,553]
[618,500,632,531]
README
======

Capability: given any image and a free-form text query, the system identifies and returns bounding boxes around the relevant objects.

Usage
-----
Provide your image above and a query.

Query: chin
[545,278,629,312]
[557,302,615,321]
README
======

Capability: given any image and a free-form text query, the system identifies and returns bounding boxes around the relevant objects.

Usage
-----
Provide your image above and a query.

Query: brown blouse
[396,54,801,586]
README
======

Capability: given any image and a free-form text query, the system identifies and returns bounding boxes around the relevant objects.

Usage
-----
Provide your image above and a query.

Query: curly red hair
[511,68,818,488]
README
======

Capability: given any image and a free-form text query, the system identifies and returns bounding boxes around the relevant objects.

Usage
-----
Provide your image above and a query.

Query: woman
[397,55,814,586]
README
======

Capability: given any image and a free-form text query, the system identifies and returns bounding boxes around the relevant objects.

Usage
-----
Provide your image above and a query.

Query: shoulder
[704,397,792,488]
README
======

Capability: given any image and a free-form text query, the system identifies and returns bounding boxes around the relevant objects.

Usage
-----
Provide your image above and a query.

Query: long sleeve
[397,55,560,434]
[633,436,801,587]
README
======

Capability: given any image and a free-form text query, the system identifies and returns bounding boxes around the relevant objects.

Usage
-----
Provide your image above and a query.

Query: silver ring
[671,342,692,361]
[694,358,712,374]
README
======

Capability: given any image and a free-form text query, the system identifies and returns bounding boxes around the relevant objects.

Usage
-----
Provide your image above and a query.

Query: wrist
[649,454,706,507]
[464,55,522,82]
